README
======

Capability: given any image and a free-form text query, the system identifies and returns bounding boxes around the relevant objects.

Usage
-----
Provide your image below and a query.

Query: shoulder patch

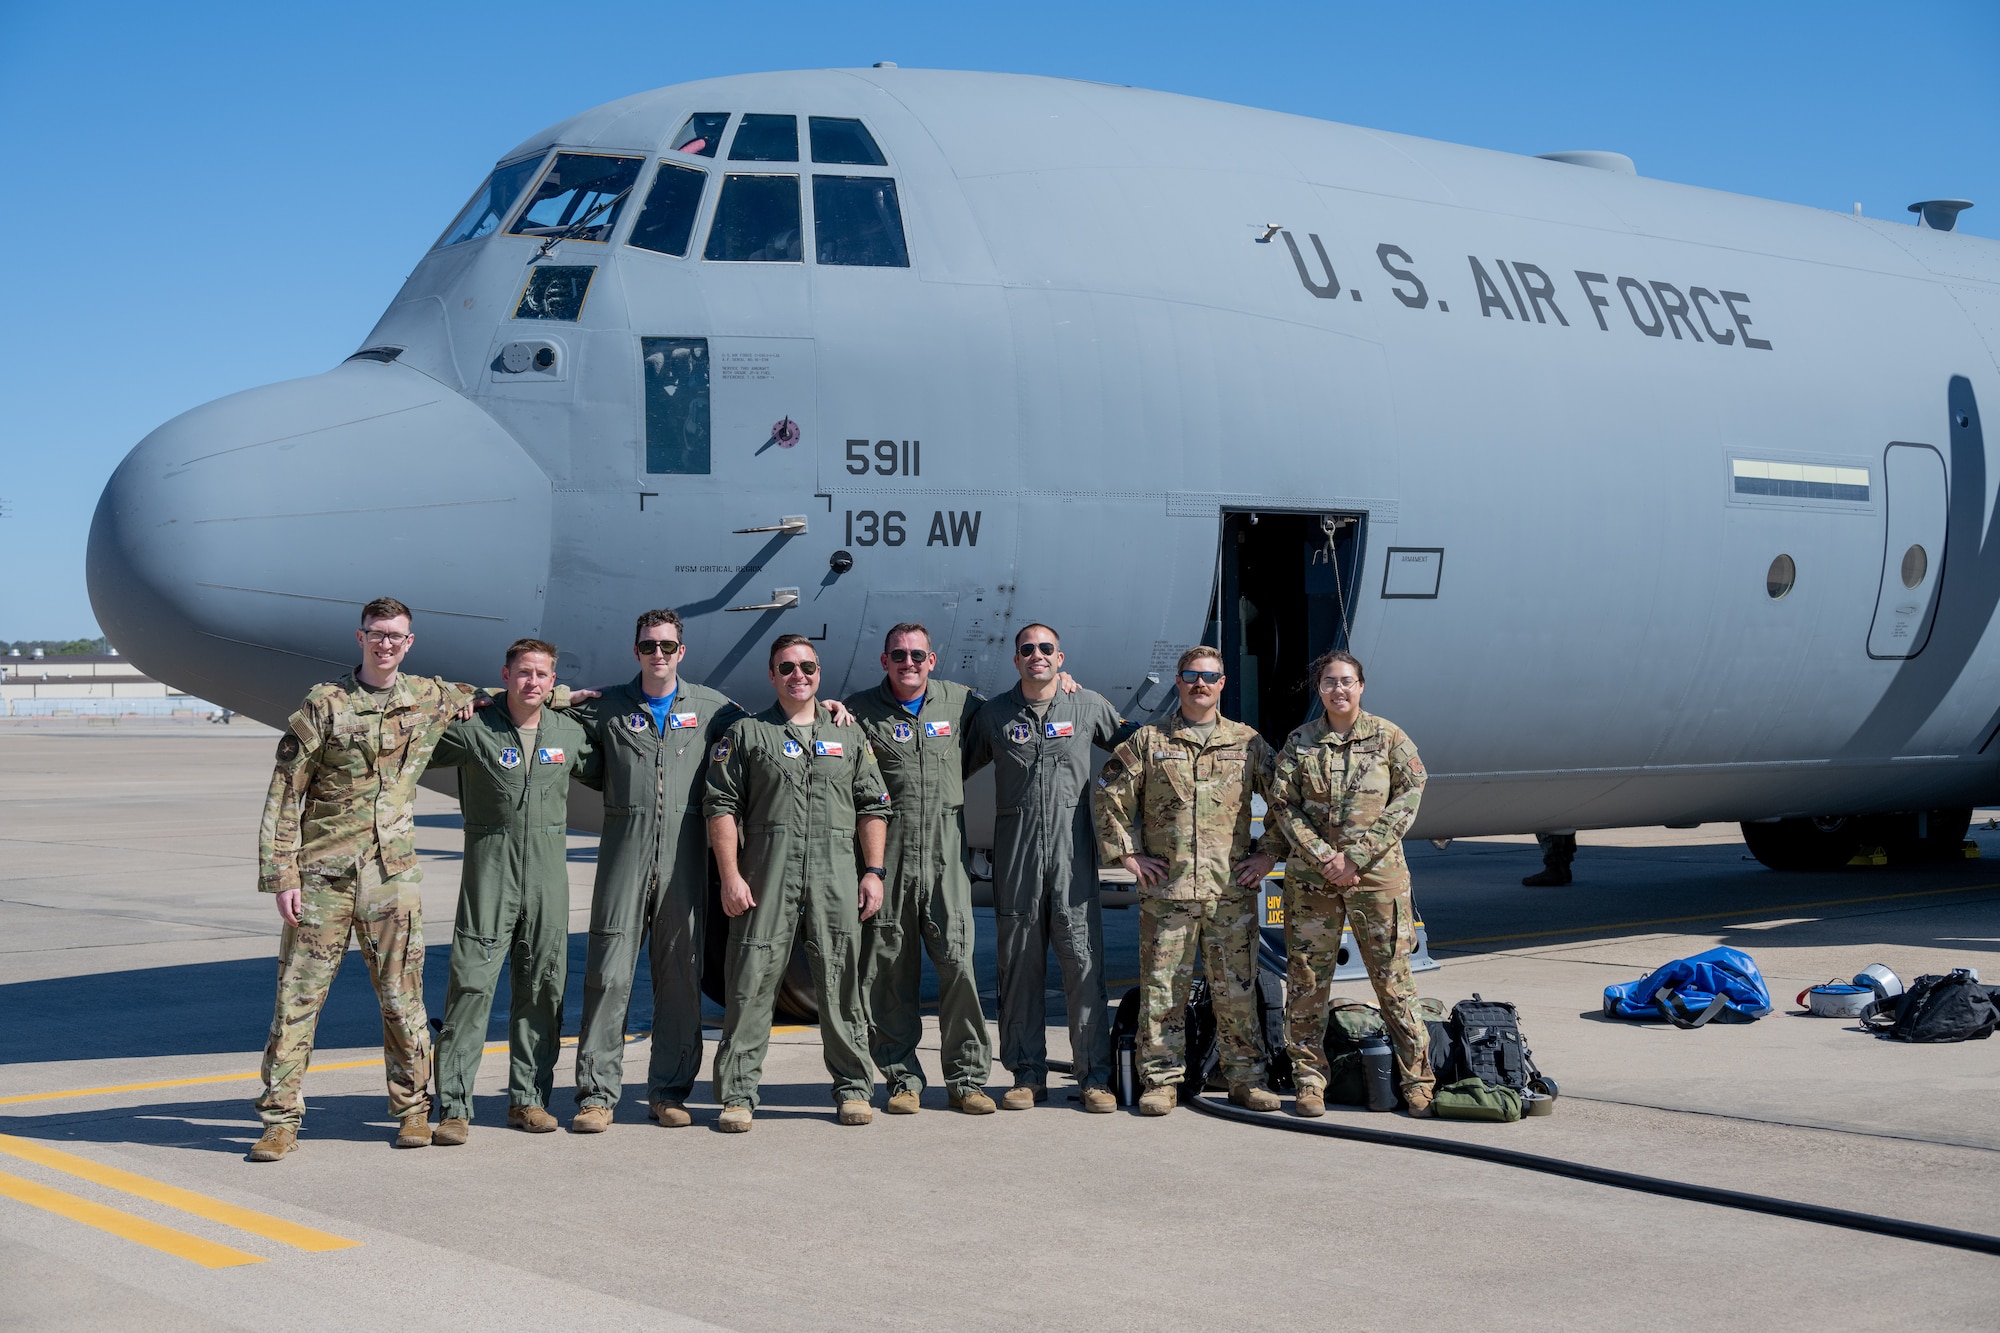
[711,737,732,763]
[276,734,300,762]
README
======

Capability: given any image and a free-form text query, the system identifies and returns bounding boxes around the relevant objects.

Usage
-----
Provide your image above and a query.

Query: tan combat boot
[570,1105,613,1134]
[646,1100,691,1128]
[432,1117,470,1146]
[1404,1089,1436,1119]
[1293,1086,1327,1118]
[248,1125,296,1162]
[395,1113,433,1148]
[838,1099,874,1126]
[949,1087,997,1115]
[885,1089,922,1115]
[1137,1085,1177,1117]
[509,1105,559,1133]
[999,1084,1047,1111]
[717,1104,753,1133]
[1228,1085,1281,1113]
[1080,1087,1116,1114]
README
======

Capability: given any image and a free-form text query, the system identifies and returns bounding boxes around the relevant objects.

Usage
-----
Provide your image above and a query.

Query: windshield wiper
[534,187,633,258]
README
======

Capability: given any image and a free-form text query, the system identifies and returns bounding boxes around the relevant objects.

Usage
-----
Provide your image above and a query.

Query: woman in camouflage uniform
[1260,649,1433,1117]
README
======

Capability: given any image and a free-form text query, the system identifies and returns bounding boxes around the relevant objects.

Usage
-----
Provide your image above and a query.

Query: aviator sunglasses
[776,659,819,677]
[635,640,681,656]
[1178,669,1223,685]
[1015,642,1057,658]
[886,648,931,664]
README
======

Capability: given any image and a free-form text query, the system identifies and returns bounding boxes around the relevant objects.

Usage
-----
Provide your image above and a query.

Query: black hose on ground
[1044,1060,2000,1257]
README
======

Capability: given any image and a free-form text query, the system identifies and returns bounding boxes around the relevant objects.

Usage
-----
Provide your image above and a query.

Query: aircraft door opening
[1214,511,1367,745]
[1867,443,1948,659]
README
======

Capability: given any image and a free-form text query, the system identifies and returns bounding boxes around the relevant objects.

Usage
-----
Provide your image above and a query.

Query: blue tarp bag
[1603,947,1772,1026]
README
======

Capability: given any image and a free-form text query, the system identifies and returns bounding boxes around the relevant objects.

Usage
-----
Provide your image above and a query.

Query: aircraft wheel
[700,860,821,1023]
[1739,816,1863,871]
[1867,808,1974,864]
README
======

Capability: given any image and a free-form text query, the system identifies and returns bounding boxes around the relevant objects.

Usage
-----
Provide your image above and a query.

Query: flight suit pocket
[1159,756,1195,806]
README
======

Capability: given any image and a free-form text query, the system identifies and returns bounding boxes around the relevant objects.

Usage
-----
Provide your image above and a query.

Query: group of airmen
[247,595,1433,1160]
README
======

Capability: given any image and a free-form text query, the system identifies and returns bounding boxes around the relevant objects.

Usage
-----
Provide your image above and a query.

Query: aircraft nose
[88,359,552,723]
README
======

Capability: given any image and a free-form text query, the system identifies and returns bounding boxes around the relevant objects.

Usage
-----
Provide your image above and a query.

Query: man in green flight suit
[706,634,892,1132]
[426,638,599,1144]
[559,608,743,1133]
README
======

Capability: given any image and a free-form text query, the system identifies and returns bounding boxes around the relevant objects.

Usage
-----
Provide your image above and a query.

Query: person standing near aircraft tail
[1263,649,1434,1118]
[706,635,891,1132]
[1094,647,1280,1116]
[966,624,1140,1113]
[558,609,743,1134]
[425,639,598,1144]
[251,597,498,1160]
[845,623,996,1115]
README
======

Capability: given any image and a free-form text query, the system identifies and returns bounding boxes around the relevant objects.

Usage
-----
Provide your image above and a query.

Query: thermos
[1360,1033,1397,1111]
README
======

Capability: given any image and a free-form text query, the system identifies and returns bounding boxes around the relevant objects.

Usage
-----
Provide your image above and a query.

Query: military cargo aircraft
[90,68,2000,887]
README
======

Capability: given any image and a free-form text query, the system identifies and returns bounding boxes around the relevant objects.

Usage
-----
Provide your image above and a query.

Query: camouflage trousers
[1137,894,1264,1089]
[1283,878,1433,1100]
[256,863,431,1129]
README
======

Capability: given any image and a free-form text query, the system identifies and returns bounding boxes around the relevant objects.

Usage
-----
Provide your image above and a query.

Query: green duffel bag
[1433,1076,1522,1122]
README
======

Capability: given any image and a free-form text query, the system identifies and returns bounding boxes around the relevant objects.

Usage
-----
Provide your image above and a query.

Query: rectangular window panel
[508,152,644,243]
[728,113,798,162]
[514,266,595,321]
[672,112,729,158]
[628,162,707,257]
[1732,458,1870,502]
[704,175,802,262]
[812,176,909,267]
[436,155,544,248]
[643,337,710,474]
[809,117,886,165]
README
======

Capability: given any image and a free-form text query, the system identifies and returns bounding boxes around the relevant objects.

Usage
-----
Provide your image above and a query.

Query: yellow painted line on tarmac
[0,1167,264,1268]
[0,1134,357,1252]
[1432,880,2000,949]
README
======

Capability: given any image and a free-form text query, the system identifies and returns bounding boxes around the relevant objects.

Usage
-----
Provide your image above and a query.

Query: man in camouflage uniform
[705,635,892,1132]
[250,598,483,1159]
[1095,647,1279,1116]
[1261,649,1433,1118]
[845,622,994,1115]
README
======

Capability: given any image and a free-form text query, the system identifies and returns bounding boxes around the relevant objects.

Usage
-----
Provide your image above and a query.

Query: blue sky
[3,1,1995,637]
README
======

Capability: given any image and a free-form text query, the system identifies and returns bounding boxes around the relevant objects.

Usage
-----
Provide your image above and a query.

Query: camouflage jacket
[1261,711,1426,888]
[257,670,480,892]
[1093,714,1277,901]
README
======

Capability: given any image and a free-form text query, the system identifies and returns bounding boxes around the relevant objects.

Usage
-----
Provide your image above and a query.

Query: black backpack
[1424,1015,1459,1083]
[1254,973,1294,1092]
[1110,982,1221,1105]
[1449,995,1545,1092]
[1863,971,1999,1043]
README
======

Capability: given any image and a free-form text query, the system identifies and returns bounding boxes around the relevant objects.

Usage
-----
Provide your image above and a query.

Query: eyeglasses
[636,640,681,656]
[776,659,819,677]
[886,648,931,664]
[1015,642,1057,658]
[1178,670,1223,685]
[361,630,410,647]
[1320,675,1361,690]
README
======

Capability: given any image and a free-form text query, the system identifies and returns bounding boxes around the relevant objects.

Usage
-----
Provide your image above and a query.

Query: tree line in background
[5,638,111,656]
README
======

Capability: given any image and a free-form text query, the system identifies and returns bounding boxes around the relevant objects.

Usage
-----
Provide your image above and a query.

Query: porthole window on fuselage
[729,114,799,162]
[1767,553,1796,599]
[628,163,707,257]
[1901,543,1928,589]
[508,152,645,243]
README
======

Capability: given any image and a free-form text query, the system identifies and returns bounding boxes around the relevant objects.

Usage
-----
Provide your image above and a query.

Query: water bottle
[1360,1033,1397,1111]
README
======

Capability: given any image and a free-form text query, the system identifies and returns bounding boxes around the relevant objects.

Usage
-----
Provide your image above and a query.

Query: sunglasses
[1179,669,1223,685]
[776,659,819,677]
[635,640,681,656]
[1015,642,1057,658]
[886,648,931,664]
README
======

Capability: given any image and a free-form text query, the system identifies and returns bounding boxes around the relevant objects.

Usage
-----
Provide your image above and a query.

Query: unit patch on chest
[499,747,521,769]
[892,721,914,743]
[626,712,650,732]
[1046,720,1075,738]
[668,712,698,729]
[783,738,804,757]
[814,740,843,757]
[1008,721,1033,744]
[924,720,951,738]
[536,747,565,765]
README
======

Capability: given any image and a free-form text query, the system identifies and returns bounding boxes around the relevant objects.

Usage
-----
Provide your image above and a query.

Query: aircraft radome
[89,66,2000,877]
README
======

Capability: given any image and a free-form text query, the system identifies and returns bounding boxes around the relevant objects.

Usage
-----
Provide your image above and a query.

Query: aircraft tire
[1739,816,1864,871]
[699,861,822,1024]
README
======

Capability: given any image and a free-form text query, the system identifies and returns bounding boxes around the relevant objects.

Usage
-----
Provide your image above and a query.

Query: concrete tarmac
[2,718,1997,1329]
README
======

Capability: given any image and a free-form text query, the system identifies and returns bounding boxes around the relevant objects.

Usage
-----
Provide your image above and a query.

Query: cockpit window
[812,176,909,267]
[728,114,799,162]
[704,175,802,262]
[809,117,887,166]
[627,163,707,257]
[672,113,729,158]
[507,152,644,243]
[435,156,543,248]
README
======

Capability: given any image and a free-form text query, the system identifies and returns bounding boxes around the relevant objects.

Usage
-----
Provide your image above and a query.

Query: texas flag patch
[1045,720,1075,738]
[668,712,698,729]
[924,720,952,738]
[814,740,844,757]
[536,747,565,765]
